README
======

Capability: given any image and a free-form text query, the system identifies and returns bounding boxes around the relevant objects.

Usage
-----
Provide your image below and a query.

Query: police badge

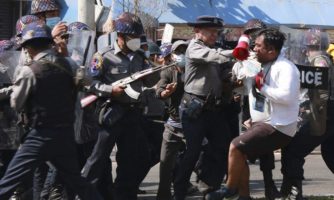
[90,52,103,76]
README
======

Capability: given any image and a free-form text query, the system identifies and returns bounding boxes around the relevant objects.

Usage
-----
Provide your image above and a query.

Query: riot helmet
[30,0,59,15]
[16,15,42,37]
[148,42,161,55]
[68,22,91,32]
[244,18,267,50]
[147,42,161,64]
[244,18,267,35]
[114,12,144,36]
[20,22,53,47]
[303,28,329,51]
[0,40,15,53]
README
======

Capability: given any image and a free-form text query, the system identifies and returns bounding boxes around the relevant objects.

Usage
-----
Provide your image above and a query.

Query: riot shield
[67,30,96,68]
[67,30,99,144]
[0,51,21,86]
[280,26,330,136]
[97,32,117,52]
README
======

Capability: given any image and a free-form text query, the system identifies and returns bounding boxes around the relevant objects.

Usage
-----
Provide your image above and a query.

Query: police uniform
[280,52,333,197]
[81,13,158,199]
[279,29,334,197]
[0,23,102,200]
[173,16,233,200]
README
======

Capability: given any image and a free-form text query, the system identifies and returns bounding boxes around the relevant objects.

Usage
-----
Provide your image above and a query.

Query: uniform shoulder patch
[313,56,329,67]
[90,52,103,75]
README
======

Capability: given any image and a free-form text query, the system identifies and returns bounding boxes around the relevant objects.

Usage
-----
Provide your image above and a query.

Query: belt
[185,92,207,101]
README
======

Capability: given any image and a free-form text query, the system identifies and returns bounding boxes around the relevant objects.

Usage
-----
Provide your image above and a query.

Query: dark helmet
[21,22,53,47]
[114,12,144,36]
[31,0,59,15]
[303,28,329,50]
[0,40,14,53]
[160,43,172,58]
[68,22,91,32]
[16,15,42,36]
[244,18,267,34]
[147,42,161,55]
[140,35,148,46]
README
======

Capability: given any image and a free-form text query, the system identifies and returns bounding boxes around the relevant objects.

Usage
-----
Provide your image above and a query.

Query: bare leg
[226,143,247,191]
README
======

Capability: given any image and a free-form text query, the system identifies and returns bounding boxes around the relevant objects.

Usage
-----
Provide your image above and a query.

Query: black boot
[264,180,281,200]
[280,176,292,198]
[263,171,280,200]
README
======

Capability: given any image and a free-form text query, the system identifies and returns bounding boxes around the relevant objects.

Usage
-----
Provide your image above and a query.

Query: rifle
[80,62,177,108]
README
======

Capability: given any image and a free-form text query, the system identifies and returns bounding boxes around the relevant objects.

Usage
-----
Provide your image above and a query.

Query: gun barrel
[79,62,177,108]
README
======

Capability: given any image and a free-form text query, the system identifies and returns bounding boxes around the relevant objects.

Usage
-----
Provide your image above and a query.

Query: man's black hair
[256,28,286,52]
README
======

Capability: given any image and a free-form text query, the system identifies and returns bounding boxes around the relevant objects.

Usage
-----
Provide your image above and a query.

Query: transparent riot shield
[0,51,21,86]
[280,26,330,136]
[97,32,117,52]
[0,51,21,149]
[67,30,99,144]
[67,30,96,68]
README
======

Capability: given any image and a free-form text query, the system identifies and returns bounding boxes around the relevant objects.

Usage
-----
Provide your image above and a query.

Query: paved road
[125,153,334,199]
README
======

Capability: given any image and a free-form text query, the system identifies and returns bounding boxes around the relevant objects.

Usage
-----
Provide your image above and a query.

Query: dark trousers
[81,108,150,200]
[173,106,231,200]
[137,117,164,186]
[157,124,184,200]
[0,127,102,200]
[281,123,327,180]
[282,101,334,179]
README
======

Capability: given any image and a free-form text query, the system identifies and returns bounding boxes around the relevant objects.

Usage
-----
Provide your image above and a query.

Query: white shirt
[260,54,300,137]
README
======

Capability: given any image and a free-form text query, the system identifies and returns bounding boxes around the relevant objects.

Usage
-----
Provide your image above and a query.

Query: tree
[114,0,168,19]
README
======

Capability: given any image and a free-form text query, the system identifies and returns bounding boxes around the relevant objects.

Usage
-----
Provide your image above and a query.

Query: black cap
[187,15,224,28]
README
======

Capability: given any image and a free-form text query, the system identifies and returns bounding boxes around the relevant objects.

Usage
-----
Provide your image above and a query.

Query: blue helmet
[68,22,91,32]
[21,22,53,47]
[16,15,42,36]
[0,40,14,53]
[31,0,59,15]
[160,43,172,58]
[114,12,144,36]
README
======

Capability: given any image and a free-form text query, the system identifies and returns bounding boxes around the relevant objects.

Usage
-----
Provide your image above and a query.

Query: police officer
[35,21,97,200]
[147,41,162,64]
[81,12,158,200]
[0,22,102,200]
[30,0,68,56]
[173,15,233,200]
[280,28,333,199]
[231,19,280,200]
[156,40,191,200]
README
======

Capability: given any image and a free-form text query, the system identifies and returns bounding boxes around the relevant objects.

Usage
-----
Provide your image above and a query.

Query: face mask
[172,54,186,68]
[46,17,61,29]
[126,38,141,52]
[144,50,150,58]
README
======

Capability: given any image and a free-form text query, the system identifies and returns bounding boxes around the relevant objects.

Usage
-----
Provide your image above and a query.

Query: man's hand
[161,82,177,98]
[52,22,67,38]
[112,84,127,97]
[255,71,264,90]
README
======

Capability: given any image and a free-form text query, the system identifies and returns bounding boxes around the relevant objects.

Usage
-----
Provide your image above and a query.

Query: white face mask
[172,54,186,68]
[46,17,61,29]
[126,38,141,52]
[144,50,150,58]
